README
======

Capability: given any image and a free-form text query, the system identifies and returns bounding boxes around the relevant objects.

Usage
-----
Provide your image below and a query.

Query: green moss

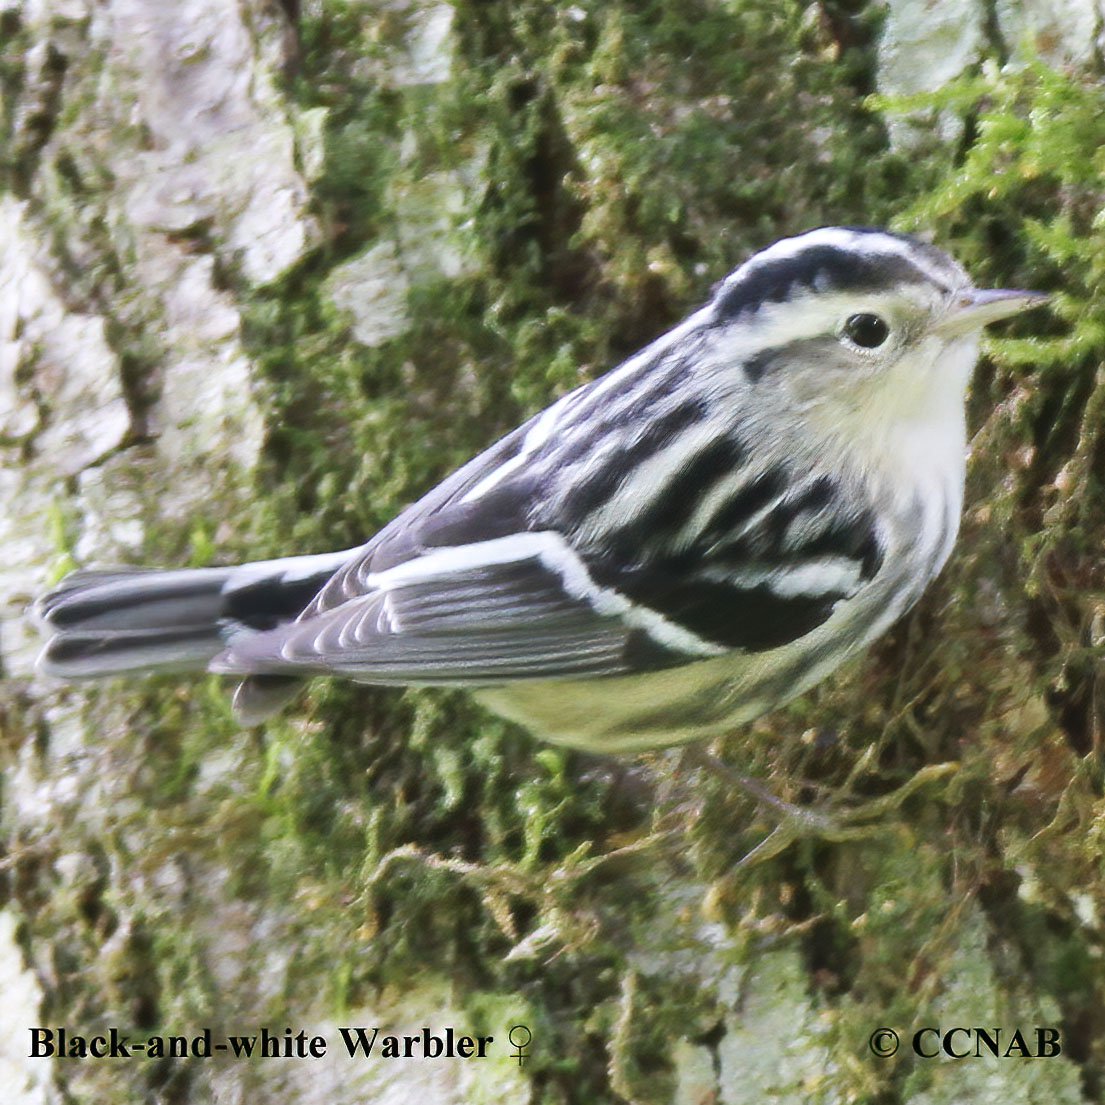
[11,4,1105,1103]
[0,9,30,193]
[223,14,1105,1104]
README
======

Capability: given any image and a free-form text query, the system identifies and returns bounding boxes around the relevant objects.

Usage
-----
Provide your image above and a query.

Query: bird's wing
[219,538,685,684]
[216,436,885,685]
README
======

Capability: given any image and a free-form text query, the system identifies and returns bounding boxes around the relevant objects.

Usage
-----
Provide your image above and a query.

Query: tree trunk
[1,1,1102,1102]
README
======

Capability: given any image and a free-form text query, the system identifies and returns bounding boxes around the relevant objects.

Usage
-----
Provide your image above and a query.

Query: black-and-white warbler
[35,227,1045,752]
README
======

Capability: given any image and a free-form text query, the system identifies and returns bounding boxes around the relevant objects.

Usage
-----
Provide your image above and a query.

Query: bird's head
[701,226,1046,465]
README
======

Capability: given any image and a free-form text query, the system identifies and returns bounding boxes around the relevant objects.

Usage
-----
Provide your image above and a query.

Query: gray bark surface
[1,1,1102,1102]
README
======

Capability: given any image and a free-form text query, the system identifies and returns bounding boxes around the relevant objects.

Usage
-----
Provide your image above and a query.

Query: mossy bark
[1,2,1103,1103]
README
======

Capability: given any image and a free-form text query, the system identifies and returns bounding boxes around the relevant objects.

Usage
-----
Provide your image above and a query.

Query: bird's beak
[935,288,1049,336]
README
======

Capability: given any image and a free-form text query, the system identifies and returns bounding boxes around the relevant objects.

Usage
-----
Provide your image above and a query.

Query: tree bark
[1,1,1102,1102]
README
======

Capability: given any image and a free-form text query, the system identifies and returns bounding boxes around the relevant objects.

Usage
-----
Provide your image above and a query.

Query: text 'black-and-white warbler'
[34,227,1047,752]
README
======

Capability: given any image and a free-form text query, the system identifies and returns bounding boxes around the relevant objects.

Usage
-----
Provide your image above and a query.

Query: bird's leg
[679,746,959,867]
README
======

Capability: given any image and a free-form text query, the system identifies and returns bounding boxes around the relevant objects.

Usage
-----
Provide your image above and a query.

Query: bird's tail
[36,566,240,677]
[33,551,352,682]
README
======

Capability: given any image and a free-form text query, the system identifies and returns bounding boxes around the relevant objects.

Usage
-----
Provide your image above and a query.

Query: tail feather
[38,568,236,633]
[35,567,241,678]
[232,674,308,725]
[33,552,354,712]
[41,624,230,677]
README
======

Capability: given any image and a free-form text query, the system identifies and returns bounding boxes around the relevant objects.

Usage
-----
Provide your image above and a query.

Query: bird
[33,227,1046,753]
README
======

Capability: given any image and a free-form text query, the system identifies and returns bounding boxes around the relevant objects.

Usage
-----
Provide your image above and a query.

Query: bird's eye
[842,313,890,349]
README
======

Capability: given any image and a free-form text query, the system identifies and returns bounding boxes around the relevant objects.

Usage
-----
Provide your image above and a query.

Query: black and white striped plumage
[34,228,1045,751]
